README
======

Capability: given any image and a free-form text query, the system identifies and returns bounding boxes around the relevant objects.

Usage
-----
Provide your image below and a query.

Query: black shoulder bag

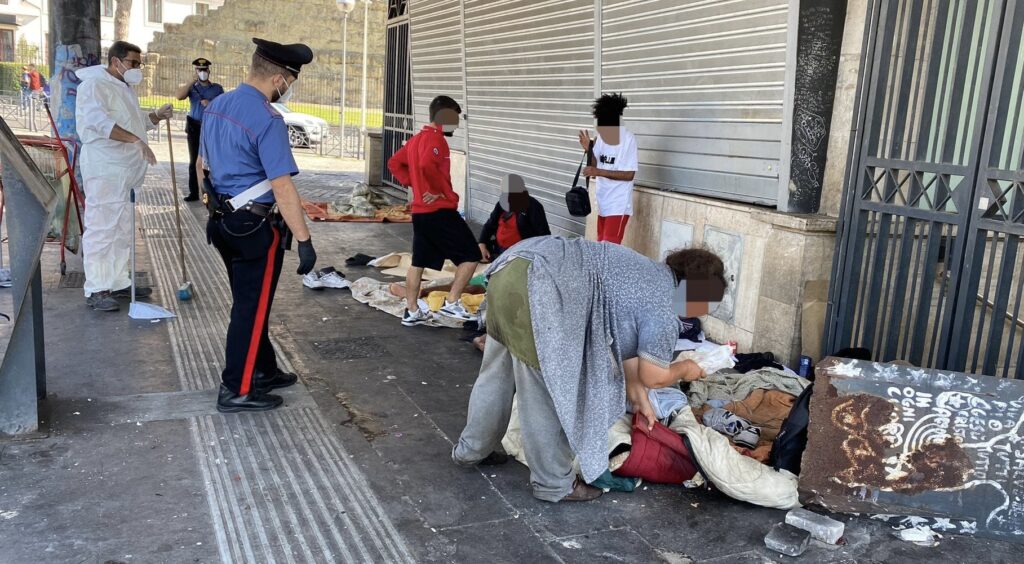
[565,139,595,217]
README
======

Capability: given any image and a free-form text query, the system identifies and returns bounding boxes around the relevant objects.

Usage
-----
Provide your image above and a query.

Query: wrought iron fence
[0,90,50,134]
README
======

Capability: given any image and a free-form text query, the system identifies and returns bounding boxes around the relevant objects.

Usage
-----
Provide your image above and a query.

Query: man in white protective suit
[75,41,173,312]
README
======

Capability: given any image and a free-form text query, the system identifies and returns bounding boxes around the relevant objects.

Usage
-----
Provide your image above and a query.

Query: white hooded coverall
[75,65,157,297]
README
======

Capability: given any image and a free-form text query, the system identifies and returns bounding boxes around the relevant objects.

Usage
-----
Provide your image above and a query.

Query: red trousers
[597,215,630,244]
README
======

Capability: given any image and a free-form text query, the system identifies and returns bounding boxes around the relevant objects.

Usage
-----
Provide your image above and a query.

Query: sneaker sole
[401,319,430,327]
[439,311,475,321]
[216,400,284,413]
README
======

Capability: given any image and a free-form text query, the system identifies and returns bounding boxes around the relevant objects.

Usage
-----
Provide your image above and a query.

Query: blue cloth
[187,81,225,121]
[589,469,640,492]
[199,83,298,204]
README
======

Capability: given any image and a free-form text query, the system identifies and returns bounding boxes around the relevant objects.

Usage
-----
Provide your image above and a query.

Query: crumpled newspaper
[328,181,395,217]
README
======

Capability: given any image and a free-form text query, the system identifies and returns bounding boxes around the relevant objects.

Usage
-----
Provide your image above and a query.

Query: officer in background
[176,57,224,202]
[197,38,317,413]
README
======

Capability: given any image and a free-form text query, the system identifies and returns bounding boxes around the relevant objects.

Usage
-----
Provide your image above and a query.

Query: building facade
[387,0,847,367]
[388,0,1024,377]
[99,0,225,51]
[0,0,49,62]
[0,1,226,63]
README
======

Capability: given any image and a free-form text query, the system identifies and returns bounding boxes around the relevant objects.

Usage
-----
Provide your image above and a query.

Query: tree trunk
[114,0,132,41]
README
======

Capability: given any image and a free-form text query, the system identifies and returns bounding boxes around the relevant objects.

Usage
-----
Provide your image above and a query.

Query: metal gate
[382,0,413,188]
[826,0,1024,378]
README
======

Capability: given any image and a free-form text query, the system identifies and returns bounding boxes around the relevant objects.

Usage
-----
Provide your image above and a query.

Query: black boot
[253,369,298,395]
[216,385,283,413]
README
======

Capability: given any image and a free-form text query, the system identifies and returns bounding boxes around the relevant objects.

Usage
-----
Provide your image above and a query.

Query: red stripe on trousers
[239,226,280,396]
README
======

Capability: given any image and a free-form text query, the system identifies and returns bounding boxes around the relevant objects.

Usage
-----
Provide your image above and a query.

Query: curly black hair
[592,93,628,122]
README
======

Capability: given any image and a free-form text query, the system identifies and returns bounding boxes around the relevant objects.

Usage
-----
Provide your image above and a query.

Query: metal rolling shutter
[463,0,595,235]
[602,0,790,205]
[408,0,468,153]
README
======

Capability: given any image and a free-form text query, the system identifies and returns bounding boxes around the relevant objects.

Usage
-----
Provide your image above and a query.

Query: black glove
[296,237,317,275]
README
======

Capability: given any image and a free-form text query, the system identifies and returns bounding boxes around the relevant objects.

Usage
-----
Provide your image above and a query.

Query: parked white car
[272,103,329,148]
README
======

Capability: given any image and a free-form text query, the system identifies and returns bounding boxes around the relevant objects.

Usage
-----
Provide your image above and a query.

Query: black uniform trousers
[208,210,284,395]
[185,116,202,199]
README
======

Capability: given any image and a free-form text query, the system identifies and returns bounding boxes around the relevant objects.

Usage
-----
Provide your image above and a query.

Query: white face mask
[197,71,210,82]
[275,78,295,104]
[118,60,143,85]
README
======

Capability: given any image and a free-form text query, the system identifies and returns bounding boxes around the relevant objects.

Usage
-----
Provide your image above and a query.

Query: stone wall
[585,187,836,367]
[143,0,388,103]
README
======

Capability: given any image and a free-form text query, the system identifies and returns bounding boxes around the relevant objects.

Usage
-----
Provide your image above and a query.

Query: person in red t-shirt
[387,95,481,326]
[28,64,44,97]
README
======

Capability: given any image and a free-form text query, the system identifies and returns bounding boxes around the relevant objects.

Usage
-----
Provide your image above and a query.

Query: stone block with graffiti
[800,358,1024,542]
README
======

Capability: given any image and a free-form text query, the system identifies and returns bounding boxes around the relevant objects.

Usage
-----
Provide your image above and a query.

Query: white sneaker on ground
[438,299,476,321]
[402,307,433,327]
[317,267,351,289]
[302,271,325,290]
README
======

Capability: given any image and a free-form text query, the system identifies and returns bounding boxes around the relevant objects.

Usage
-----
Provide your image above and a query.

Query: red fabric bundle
[613,413,699,484]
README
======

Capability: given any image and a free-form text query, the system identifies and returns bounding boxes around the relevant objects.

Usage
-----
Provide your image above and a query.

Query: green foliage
[0,62,51,94]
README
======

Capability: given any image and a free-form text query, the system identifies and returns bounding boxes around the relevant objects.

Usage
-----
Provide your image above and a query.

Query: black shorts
[412,209,482,271]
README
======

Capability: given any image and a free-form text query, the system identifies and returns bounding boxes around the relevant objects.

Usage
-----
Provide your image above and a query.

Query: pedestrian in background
[19,66,31,110]
[176,57,224,202]
[578,93,639,245]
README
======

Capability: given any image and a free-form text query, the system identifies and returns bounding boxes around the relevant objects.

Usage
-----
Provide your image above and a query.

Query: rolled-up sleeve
[74,81,116,143]
[637,313,679,369]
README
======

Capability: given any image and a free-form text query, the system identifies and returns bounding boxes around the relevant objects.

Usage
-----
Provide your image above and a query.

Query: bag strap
[571,138,595,189]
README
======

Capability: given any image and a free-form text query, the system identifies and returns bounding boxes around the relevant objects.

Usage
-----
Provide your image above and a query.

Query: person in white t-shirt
[577,93,638,244]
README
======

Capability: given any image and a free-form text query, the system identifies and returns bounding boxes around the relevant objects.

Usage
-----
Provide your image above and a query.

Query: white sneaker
[302,271,325,290]
[317,267,351,289]
[438,299,476,321]
[402,307,433,327]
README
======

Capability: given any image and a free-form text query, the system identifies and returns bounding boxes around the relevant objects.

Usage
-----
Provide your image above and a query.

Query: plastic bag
[673,344,735,375]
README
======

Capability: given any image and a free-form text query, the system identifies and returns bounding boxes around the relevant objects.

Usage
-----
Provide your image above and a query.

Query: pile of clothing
[501,342,811,510]
[302,182,412,223]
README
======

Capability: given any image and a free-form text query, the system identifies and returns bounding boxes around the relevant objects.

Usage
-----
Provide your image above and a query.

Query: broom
[167,119,194,301]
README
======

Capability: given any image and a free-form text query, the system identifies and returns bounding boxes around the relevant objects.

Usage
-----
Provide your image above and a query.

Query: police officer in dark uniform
[175,57,224,202]
[197,38,317,412]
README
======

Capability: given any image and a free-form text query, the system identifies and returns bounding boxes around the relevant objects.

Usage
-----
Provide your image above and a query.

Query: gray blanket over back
[486,236,624,483]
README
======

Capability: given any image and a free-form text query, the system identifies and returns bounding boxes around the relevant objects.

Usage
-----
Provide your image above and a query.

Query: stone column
[49,1,101,146]
[784,0,847,213]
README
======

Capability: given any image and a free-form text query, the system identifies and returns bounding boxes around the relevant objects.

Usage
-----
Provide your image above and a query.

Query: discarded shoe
[86,291,120,312]
[438,299,475,321]
[302,271,326,290]
[216,385,283,413]
[316,267,350,289]
[733,426,762,449]
[703,407,762,448]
